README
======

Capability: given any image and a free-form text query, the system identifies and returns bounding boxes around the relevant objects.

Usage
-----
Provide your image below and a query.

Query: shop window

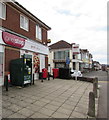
[20,15,29,31]
[36,25,42,40]
[0,2,6,20]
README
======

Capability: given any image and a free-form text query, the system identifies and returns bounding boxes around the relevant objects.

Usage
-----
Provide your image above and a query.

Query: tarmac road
[83,70,108,118]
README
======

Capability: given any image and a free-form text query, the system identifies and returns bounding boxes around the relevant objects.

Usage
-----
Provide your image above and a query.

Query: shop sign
[72,44,80,54]
[23,39,49,55]
[2,32,25,48]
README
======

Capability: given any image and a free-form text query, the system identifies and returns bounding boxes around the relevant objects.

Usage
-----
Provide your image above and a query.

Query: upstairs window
[36,25,42,40]
[20,15,29,31]
[0,2,6,20]
[54,50,69,60]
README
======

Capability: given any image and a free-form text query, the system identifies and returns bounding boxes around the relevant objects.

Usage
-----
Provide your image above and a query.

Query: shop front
[0,30,49,86]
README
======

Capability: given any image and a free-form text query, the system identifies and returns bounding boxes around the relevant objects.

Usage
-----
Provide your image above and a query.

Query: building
[89,53,93,69]
[80,49,93,72]
[93,61,102,71]
[49,40,72,73]
[48,40,83,75]
[72,43,82,71]
[0,1,51,86]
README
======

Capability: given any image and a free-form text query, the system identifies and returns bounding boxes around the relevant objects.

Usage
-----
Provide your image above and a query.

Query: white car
[70,70,83,77]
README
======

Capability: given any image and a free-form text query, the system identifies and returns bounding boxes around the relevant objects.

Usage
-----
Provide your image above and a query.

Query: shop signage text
[2,32,25,48]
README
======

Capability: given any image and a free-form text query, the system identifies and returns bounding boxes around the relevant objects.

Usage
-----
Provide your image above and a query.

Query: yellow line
[99,81,109,83]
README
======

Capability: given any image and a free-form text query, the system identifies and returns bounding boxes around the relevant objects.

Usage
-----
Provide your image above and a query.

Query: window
[54,50,69,60]
[36,25,42,40]
[20,15,29,31]
[0,2,6,20]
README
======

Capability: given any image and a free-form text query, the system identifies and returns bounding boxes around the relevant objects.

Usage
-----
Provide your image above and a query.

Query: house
[93,61,102,71]
[0,1,51,86]
[89,53,93,70]
[48,40,83,75]
[80,49,93,72]
[49,40,72,72]
[72,43,82,71]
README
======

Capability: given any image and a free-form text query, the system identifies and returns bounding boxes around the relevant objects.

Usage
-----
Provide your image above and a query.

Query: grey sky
[16,0,107,64]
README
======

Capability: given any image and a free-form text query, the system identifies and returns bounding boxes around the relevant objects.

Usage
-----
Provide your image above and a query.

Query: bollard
[93,78,98,98]
[53,72,54,79]
[48,72,50,81]
[75,76,77,81]
[41,73,43,82]
[33,74,34,85]
[87,92,95,117]
[5,75,8,91]
[95,77,98,89]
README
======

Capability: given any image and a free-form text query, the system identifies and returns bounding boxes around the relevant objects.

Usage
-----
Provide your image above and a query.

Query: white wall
[39,54,45,72]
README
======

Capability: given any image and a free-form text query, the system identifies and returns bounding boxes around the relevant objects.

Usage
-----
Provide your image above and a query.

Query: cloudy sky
[16,0,107,64]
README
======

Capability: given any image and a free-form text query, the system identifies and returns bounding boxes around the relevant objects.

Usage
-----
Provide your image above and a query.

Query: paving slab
[2,78,98,119]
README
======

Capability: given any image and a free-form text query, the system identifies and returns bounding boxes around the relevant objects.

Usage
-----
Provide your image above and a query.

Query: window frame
[0,2,6,20]
[20,14,29,31]
[36,24,42,40]
[54,50,70,60]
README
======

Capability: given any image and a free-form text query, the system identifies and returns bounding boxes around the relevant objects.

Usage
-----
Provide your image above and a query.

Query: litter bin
[52,68,59,78]
[59,68,71,79]
[42,68,48,79]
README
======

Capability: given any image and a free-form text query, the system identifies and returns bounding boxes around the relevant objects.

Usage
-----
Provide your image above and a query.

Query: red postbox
[42,68,48,79]
[52,68,59,78]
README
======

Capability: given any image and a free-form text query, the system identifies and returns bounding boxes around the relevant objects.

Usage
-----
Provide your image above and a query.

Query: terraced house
[48,40,83,75]
[49,41,93,75]
[0,0,51,86]
[80,49,93,72]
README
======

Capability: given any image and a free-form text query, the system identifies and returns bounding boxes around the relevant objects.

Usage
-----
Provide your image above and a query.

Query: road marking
[99,81,109,83]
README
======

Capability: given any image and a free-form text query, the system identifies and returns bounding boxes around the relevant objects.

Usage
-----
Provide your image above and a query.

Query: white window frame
[20,14,29,31]
[36,25,42,40]
[0,2,6,20]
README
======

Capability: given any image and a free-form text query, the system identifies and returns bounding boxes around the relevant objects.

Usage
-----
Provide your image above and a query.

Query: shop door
[0,52,3,86]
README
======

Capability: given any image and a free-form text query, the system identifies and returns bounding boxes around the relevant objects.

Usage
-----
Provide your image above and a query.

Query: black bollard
[48,72,50,81]
[33,74,34,85]
[53,72,54,79]
[41,72,43,82]
[5,75,8,91]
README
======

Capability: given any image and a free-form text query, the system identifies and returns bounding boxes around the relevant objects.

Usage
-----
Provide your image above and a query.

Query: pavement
[83,70,108,119]
[1,78,98,119]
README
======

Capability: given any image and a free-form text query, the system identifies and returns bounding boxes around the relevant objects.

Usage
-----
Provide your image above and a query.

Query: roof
[80,49,89,53]
[49,40,72,50]
[9,0,51,30]
[93,61,100,64]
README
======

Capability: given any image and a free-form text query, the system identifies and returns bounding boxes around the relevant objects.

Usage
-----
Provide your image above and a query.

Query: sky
[16,0,107,64]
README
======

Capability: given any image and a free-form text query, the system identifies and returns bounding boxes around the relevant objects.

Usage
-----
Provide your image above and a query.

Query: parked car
[70,69,83,77]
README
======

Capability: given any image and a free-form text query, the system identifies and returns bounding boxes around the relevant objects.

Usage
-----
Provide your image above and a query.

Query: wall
[2,3,48,44]
[69,49,73,68]
[5,46,20,74]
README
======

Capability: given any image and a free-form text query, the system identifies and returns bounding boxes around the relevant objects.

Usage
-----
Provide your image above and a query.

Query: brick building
[0,1,51,86]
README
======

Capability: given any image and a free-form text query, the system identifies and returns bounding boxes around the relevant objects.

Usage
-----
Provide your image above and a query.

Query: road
[83,70,108,118]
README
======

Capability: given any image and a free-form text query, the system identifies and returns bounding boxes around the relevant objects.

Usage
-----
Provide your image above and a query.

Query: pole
[33,74,34,85]
[48,72,50,81]
[5,75,8,91]
[41,72,43,82]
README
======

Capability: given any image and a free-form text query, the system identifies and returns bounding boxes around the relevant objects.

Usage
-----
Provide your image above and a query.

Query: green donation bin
[10,54,32,86]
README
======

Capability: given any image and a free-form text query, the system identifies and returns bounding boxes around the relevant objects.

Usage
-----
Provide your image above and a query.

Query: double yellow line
[98,81,109,83]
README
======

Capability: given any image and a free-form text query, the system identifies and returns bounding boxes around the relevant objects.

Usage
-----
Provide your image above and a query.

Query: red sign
[2,32,25,48]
